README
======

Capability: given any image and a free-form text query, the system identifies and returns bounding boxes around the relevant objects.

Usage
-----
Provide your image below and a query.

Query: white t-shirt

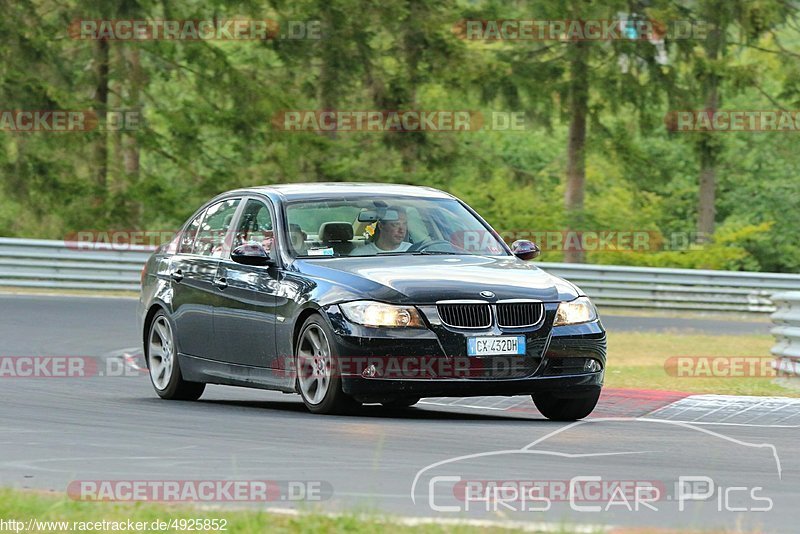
[352,241,412,256]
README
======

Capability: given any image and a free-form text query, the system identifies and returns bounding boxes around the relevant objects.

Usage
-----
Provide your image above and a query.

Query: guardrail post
[770,292,800,376]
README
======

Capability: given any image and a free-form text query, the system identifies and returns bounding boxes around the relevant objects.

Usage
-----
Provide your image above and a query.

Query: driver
[353,206,412,255]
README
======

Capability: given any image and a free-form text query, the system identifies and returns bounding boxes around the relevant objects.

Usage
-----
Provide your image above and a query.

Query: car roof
[224,182,455,202]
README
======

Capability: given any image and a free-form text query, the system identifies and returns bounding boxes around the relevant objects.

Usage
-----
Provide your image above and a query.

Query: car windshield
[284,196,509,258]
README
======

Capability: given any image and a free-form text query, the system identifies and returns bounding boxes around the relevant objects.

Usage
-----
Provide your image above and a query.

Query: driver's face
[381,214,407,247]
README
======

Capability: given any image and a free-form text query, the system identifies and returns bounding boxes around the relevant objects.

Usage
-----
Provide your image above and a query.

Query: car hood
[294,255,581,305]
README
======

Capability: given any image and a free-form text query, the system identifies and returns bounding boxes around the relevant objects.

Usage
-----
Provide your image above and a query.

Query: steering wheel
[407,239,456,253]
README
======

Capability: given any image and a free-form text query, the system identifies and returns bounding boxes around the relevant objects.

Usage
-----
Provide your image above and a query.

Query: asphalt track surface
[0,294,795,532]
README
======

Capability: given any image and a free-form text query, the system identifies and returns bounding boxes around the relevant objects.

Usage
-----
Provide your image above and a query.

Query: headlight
[339,301,425,328]
[554,296,597,326]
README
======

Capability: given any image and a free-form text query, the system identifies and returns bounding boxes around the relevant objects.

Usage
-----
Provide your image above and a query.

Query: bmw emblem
[480,291,495,299]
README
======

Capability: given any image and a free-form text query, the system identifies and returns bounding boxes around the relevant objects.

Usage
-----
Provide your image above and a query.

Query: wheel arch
[292,305,325,354]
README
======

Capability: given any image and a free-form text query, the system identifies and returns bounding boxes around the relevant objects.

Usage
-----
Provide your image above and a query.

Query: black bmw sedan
[138,183,606,420]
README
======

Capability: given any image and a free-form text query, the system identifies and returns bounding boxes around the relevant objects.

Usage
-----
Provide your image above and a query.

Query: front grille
[497,301,544,328]
[437,303,491,329]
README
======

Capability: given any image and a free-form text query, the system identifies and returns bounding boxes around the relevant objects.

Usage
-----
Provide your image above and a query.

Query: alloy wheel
[148,316,175,390]
[297,324,332,405]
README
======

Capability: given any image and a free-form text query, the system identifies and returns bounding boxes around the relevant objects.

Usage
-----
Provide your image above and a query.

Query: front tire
[533,390,600,421]
[146,312,205,401]
[295,315,360,414]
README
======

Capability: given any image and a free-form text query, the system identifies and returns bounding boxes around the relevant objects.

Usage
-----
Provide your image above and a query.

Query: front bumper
[324,304,607,403]
[342,372,603,402]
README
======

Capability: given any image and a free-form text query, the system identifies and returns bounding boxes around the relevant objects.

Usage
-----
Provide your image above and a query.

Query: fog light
[362,364,377,378]
[584,359,602,372]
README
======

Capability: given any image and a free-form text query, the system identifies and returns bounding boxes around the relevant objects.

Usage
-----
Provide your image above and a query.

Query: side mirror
[511,239,540,261]
[231,243,272,266]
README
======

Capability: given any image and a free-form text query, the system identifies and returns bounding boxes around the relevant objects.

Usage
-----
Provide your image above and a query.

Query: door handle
[170,269,184,282]
[214,277,228,290]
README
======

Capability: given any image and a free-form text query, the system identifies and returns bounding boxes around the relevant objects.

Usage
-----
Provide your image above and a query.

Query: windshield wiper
[408,250,465,255]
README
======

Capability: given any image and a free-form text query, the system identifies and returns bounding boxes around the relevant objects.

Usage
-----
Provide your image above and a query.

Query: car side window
[179,210,205,255]
[193,198,241,257]
[233,199,275,255]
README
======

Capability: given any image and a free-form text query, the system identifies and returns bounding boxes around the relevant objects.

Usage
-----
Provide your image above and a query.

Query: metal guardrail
[541,263,800,313]
[0,237,153,292]
[770,292,800,376]
[0,238,797,313]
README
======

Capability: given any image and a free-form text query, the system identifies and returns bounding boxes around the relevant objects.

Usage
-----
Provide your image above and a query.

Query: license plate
[467,336,526,356]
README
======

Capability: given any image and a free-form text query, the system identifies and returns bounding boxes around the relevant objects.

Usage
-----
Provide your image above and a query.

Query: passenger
[288,223,308,255]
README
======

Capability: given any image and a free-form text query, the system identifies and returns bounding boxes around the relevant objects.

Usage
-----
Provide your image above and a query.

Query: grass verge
[605,331,797,396]
[0,488,595,534]
[0,488,767,534]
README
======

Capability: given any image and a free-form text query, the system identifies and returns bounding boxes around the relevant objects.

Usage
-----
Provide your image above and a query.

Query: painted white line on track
[715,398,769,422]
[749,401,799,423]
[647,394,800,427]
[637,420,799,428]
[421,392,800,428]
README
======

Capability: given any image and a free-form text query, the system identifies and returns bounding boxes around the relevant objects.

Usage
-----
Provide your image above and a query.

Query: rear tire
[295,315,360,414]
[146,312,205,401]
[533,390,600,421]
